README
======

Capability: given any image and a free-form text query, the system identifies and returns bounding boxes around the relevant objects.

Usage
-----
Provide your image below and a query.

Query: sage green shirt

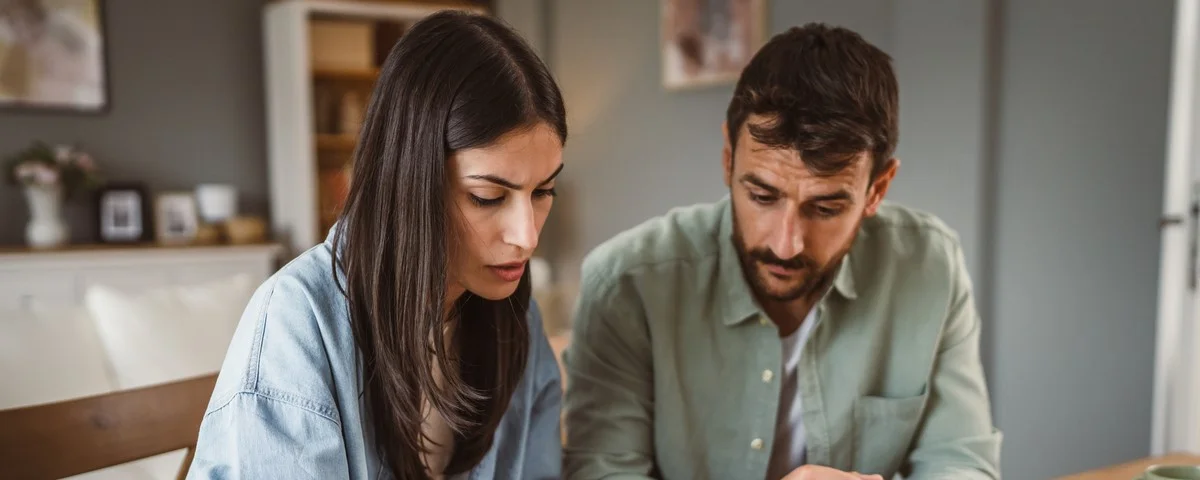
[563,197,1001,480]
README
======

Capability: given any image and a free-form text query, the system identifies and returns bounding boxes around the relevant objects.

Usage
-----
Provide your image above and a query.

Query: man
[563,23,1001,480]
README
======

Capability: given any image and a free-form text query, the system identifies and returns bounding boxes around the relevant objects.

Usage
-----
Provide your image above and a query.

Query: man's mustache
[748,248,816,270]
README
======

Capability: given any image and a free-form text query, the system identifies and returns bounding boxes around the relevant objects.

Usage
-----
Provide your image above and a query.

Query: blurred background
[0,0,1197,479]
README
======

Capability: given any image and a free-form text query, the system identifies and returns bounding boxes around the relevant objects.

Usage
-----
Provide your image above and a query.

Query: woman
[189,10,566,480]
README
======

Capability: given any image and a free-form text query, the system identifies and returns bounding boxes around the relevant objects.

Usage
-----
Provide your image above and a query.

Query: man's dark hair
[726,23,898,178]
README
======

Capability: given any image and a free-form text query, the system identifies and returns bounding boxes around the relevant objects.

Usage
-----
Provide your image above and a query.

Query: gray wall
[496,0,547,57]
[990,0,1172,477]
[545,0,730,276]
[546,0,1173,478]
[0,0,267,245]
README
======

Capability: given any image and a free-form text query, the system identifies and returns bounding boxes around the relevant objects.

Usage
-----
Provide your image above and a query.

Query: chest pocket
[851,386,928,476]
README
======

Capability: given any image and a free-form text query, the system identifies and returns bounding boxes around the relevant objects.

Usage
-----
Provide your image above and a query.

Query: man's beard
[731,210,857,304]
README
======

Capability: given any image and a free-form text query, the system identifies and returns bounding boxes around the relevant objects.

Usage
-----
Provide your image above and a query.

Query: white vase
[23,184,69,249]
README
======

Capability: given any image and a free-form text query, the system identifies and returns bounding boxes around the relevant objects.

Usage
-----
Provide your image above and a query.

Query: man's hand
[780,465,884,480]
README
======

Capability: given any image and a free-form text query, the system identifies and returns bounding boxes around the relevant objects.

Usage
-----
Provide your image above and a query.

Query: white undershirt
[766,309,818,480]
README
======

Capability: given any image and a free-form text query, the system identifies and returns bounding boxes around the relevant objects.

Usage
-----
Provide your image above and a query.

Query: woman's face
[448,122,563,301]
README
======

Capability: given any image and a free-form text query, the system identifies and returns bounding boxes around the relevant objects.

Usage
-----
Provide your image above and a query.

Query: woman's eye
[469,194,504,207]
[534,187,557,198]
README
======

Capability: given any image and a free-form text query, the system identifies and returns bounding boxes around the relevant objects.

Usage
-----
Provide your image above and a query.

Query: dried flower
[15,163,36,183]
[75,153,95,171]
[5,141,103,201]
[32,164,58,185]
[55,145,73,163]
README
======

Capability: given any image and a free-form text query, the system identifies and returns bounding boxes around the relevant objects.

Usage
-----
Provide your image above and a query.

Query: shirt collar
[324,223,338,246]
[715,197,859,327]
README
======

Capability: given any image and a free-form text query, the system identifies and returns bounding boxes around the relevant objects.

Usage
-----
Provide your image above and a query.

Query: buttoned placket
[798,302,830,467]
[745,313,783,479]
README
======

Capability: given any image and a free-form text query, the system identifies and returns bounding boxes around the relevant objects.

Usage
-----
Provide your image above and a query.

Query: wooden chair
[0,374,218,480]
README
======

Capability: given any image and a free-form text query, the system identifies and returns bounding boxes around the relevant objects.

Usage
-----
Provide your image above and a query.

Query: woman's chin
[466,283,519,302]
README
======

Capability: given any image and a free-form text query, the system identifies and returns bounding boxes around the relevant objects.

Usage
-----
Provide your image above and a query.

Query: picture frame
[661,0,767,90]
[153,191,199,245]
[96,182,149,243]
[0,0,111,113]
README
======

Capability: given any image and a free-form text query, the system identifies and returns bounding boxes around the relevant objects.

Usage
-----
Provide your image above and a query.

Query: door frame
[1152,0,1200,456]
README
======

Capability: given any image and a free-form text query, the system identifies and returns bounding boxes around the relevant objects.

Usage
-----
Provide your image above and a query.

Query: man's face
[723,115,896,303]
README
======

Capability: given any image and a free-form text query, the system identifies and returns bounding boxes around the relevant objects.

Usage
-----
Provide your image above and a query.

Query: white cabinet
[0,271,76,312]
[0,244,283,314]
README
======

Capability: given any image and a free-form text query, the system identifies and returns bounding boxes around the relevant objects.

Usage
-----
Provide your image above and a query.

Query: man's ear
[864,158,900,216]
[722,122,734,187]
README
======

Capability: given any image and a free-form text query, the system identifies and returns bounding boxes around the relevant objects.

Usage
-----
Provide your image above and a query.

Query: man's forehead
[740,146,869,183]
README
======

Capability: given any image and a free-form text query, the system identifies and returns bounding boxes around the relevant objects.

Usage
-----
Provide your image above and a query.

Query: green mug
[1141,464,1200,480]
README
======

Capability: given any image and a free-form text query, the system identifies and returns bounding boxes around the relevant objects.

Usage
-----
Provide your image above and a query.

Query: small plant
[5,141,102,199]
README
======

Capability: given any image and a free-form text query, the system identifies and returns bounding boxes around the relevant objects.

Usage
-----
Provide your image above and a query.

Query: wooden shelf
[316,134,358,151]
[0,241,282,257]
[313,67,379,82]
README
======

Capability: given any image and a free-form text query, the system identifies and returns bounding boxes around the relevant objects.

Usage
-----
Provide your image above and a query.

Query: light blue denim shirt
[187,231,563,479]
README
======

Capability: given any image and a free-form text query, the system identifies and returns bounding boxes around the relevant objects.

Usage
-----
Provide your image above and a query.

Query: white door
[1152,0,1200,456]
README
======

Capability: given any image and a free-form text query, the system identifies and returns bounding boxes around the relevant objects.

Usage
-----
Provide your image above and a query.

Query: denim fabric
[188,232,562,480]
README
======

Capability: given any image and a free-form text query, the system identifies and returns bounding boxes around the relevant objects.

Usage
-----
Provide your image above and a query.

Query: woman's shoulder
[523,297,563,390]
[265,241,344,306]
[526,296,546,335]
[246,241,346,342]
[205,243,354,418]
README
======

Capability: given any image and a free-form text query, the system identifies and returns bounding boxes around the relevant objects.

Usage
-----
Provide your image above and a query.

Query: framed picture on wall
[0,0,110,112]
[661,0,767,90]
[96,182,149,243]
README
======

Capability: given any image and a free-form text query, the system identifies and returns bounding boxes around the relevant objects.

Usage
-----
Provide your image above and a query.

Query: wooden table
[1057,454,1200,479]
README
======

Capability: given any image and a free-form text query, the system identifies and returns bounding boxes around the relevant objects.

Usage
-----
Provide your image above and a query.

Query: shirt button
[762,370,774,382]
[759,317,769,326]
[750,438,764,450]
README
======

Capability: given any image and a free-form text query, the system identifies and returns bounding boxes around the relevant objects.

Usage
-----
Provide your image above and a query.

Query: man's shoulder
[855,201,965,280]
[863,201,961,245]
[580,199,726,292]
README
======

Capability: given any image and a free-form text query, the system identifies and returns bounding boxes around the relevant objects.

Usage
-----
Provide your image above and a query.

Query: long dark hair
[330,10,567,478]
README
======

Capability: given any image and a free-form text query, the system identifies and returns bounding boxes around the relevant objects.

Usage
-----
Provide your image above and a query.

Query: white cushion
[66,460,159,480]
[130,450,190,480]
[0,306,116,409]
[84,273,256,390]
[61,449,188,480]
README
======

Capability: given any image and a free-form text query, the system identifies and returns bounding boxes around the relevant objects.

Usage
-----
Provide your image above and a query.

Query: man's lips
[764,263,803,277]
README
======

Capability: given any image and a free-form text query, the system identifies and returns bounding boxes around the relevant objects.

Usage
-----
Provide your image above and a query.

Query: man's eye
[749,192,776,205]
[812,205,842,218]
